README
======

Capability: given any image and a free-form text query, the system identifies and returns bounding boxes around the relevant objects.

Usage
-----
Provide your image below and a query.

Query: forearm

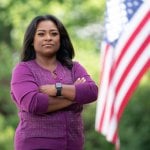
[47,96,73,112]
[74,83,98,104]
[61,78,86,100]
[39,78,86,101]
[56,82,98,104]
[39,84,76,101]
[61,84,75,101]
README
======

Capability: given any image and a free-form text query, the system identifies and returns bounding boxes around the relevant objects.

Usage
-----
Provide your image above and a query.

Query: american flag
[95,0,150,149]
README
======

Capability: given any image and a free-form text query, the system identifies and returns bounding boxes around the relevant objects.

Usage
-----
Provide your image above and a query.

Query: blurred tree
[83,72,150,150]
[0,0,104,149]
[119,72,150,150]
[0,0,150,150]
[0,0,104,114]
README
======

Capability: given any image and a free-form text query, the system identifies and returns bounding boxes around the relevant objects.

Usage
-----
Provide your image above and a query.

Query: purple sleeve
[73,62,98,104]
[10,63,49,114]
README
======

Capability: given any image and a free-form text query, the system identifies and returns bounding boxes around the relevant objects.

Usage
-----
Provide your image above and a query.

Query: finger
[81,77,86,82]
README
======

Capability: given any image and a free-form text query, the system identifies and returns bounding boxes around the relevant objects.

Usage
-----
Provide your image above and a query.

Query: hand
[39,84,56,96]
[74,77,86,85]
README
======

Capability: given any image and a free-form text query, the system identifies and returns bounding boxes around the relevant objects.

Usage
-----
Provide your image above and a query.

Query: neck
[35,55,58,72]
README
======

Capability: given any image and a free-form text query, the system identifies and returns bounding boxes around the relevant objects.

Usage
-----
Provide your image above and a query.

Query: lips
[42,43,54,47]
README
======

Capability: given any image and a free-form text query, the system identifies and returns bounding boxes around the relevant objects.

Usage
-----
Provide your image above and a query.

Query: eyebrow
[36,29,59,32]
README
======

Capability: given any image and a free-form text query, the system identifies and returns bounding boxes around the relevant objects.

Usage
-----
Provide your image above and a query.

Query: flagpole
[115,138,120,150]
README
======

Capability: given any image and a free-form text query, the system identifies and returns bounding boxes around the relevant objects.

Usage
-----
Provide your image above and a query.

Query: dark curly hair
[21,14,75,69]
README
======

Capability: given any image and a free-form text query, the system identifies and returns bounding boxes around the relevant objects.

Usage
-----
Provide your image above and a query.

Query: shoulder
[72,61,86,70]
[12,61,27,72]
[73,61,82,68]
[11,60,36,83]
[12,60,34,74]
[72,60,88,76]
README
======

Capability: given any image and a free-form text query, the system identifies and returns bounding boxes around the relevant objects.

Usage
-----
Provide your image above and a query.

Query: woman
[10,14,98,150]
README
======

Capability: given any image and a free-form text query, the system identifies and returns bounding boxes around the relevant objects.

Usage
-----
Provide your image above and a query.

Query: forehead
[36,20,58,31]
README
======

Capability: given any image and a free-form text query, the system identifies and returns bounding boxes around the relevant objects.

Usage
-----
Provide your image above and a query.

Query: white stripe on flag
[107,44,150,141]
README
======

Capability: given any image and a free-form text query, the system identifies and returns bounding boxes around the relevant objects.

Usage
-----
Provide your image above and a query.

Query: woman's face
[33,20,60,58]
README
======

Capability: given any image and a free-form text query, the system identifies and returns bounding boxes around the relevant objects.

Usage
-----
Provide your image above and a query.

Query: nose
[45,33,52,40]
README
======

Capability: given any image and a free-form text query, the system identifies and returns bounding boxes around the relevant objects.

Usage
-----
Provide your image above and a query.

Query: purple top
[10,60,98,150]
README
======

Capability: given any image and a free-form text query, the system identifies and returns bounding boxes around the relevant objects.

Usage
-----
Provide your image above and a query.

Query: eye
[51,32,59,36]
[37,32,44,36]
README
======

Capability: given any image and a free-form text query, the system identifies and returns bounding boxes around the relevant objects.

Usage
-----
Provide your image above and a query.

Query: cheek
[33,39,42,50]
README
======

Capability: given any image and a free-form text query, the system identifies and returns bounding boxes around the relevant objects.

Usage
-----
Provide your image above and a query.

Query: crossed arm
[11,63,98,115]
[39,77,86,112]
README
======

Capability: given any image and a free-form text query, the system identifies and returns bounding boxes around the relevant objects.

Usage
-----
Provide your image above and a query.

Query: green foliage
[0,0,150,150]
[83,72,150,150]
[0,44,17,116]
[119,73,150,150]
[0,1,104,149]
[83,104,114,150]
[0,115,14,150]
[0,0,105,48]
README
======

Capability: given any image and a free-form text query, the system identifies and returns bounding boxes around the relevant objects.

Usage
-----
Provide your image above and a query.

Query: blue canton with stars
[104,0,143,47]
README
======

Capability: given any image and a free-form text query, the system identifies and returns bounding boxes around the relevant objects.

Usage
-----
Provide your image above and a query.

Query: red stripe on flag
[116,36,150,95]
[98,44,111,131]
[100,44,110,84]
[115,11,149,69]
[118,60,150,120]
[95,1,150,149]
[109,14,149,126]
